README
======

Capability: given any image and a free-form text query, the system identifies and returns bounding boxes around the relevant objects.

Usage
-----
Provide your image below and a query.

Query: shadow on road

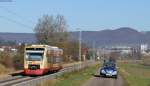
[92,74,101,77]
[92,74,117,79]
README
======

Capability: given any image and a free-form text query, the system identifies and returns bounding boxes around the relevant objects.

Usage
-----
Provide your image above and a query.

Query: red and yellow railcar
[24,45,63,75]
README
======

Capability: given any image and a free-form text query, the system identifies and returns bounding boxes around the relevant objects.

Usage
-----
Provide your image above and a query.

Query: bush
[0,44,25,70]
[0,51,14,68]
[13,44,24,70]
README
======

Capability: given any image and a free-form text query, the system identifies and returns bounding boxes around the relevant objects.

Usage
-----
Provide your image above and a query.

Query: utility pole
[77,28,82,61]
[92,41,95,60]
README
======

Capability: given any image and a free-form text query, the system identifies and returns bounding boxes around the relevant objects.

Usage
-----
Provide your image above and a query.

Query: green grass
[119,63,150,86]
[39,64,99,86]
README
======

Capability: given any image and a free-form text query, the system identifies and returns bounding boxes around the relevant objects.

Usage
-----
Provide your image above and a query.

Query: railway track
[0,67,71,86]
[0,66,73,86]
[0,76,35,86]
[0,61,97,86]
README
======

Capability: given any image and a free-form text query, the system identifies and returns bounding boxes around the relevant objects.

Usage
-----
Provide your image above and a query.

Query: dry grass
[38,79,57,86]
[0,64,14,79]
[0,64,12,74]
[119,63,150,86]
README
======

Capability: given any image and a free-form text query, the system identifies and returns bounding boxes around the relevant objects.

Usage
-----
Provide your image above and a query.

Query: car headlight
[112,71,117,75]
[101,69,105,73]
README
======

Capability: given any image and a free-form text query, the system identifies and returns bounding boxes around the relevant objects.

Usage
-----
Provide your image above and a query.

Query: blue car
[100,62,118,78]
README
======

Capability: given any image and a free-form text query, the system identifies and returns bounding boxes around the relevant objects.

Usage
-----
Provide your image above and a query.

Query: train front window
[26,53,43,61]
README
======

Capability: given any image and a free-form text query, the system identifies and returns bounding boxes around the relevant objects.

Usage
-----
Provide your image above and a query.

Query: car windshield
[103,62,116,68]
[26,53,43,61]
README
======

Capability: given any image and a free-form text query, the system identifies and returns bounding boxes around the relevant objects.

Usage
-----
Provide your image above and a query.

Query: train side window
[51,56,54,63]
[47,52,52,63]
[47,56,54,63]
[53,56,62,63]
[47,51,62,64]
[47,57,51,63]
[56,57,62,63]
[48,56,62,64]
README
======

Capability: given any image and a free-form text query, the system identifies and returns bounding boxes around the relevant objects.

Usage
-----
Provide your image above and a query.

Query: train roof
[25,44,62,50]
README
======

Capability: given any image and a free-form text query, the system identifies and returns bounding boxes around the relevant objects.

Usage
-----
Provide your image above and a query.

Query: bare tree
[34,14,68,45]
[34,14,71,62]
[54,15,68,44]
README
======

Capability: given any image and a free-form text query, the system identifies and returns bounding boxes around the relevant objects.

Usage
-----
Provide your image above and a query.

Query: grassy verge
[119,63,150,86]
[0,64,14,79]
[39,64,99,86]
[0,64,12,74]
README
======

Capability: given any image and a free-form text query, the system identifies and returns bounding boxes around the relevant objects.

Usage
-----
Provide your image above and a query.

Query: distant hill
[69,27,150,47]
[0,27,150,47]
[0,33,37,43]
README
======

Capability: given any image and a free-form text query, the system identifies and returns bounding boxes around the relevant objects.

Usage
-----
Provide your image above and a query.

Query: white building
[110,46,132,54]
[141,44,148,51]
[0,48,4,52]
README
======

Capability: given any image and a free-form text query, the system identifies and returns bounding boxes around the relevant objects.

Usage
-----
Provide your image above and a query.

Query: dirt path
[81,69,125,86]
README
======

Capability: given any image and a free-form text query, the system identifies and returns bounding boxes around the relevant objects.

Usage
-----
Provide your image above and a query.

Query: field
[119,63,150,86]
[39,64,100,86]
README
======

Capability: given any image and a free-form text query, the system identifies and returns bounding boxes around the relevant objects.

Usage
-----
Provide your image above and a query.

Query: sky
[0,0,150,33]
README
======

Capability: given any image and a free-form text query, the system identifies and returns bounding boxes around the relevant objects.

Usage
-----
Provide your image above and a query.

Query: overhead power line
[0,15,33,29]
[0,6,34,24]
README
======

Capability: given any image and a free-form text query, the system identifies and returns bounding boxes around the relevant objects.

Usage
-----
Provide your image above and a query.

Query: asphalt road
[81,70,125,86]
